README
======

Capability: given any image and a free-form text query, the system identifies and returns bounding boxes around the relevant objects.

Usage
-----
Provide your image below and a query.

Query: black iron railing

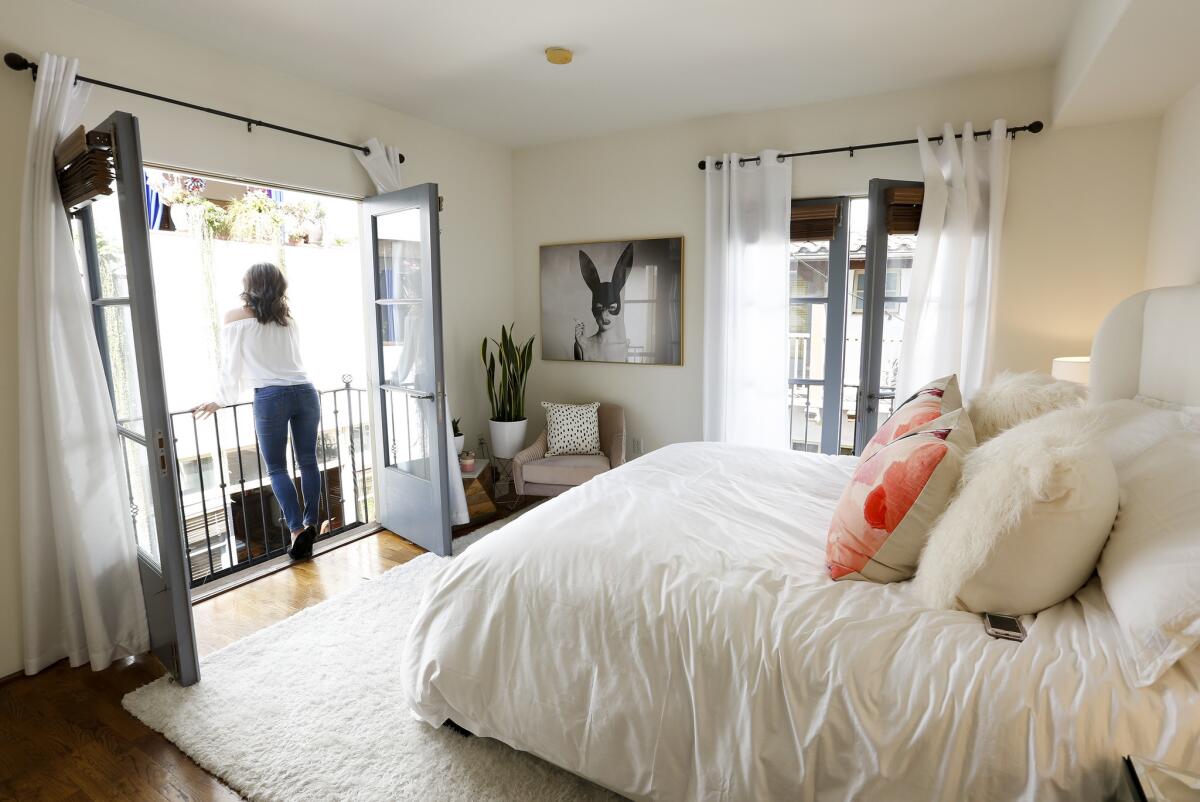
[788,381,896,455]
[169,378,373,588]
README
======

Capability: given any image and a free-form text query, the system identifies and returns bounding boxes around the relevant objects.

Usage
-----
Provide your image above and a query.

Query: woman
[194,263,321,560]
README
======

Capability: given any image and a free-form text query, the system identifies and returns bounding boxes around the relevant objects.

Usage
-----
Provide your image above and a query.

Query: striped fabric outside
[144,175,163,230]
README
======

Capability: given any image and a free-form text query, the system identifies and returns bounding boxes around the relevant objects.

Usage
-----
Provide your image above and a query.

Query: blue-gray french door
[78,111,199,685]
[362,184,452,556]
[853,178,921,454]
[788,197,850,454]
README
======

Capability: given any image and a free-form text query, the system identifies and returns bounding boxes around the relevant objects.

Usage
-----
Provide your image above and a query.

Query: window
[178,454,218,496]
[788,180,922,455]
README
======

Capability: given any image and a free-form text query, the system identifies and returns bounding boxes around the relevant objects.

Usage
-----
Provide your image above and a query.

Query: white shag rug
[124,506,618,802]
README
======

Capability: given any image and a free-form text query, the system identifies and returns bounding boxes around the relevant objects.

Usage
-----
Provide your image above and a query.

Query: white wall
[0,0,513,678]
[512,69,1160,454]
[1145,82,1200,288]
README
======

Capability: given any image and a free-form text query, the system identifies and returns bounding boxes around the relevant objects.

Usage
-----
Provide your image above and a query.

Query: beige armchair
[512,403,626,497]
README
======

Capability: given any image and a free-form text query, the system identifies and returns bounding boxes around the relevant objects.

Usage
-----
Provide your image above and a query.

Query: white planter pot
[453,434,466,454]
[489,419,528,459]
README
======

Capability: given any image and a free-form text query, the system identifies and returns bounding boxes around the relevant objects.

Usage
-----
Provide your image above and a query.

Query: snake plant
[481,323,535,422]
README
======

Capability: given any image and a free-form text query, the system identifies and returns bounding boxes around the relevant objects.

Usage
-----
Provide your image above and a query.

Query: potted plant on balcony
[481,323,535,459]
[452,417,465,455]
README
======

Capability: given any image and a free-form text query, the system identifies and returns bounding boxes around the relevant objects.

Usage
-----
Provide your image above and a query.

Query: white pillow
[913,407,1118,615]
[541,401,601,456]
[967,371,1087,443]
[1095,398,1198,474]
[1098,432,1200,688]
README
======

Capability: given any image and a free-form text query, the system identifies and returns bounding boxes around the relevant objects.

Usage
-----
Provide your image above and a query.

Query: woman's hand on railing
[192,402,220,419]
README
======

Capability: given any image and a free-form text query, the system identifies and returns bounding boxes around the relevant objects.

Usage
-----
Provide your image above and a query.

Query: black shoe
[288,525,316,560]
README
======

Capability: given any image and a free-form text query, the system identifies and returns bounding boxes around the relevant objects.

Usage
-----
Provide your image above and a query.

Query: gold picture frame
[538,236,684,365]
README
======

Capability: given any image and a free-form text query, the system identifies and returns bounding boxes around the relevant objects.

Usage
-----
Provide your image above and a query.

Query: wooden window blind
[884,186,923,235]
[790,200,840,241]
[55,126,115,213]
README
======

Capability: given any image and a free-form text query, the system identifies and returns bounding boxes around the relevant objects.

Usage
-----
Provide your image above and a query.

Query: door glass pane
[102,304,145,435]
[71,216,90,296]
[122,435,160,564]
[376,209,423,301]
[789,384,823,453]
[788,301,826,382]
[877,240,914,412]
[378,302,424,387]
[841,197,870,452]
[838,385,859,455]
[89,192,131,298]
[382,388,430,480]
[789,249,830,298]
[789,236,832,388]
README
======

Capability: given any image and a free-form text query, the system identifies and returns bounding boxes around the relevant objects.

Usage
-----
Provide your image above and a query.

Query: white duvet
[402,442,1200,801]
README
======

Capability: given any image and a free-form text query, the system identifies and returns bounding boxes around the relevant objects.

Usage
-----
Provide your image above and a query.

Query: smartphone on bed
[983,613,1026,642]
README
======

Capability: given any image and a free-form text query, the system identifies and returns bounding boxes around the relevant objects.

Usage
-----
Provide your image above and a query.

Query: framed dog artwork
[539,236,683,365]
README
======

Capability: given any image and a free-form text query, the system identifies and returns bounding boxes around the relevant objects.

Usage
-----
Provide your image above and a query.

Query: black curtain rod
[698,120,1043,170]
[4,51,398,161]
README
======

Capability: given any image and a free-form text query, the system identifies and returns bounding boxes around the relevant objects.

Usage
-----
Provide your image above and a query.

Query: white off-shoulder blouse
[216,317,309,406]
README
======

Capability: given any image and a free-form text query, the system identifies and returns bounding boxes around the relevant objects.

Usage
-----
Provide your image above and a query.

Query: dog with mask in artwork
[574,243,634,362]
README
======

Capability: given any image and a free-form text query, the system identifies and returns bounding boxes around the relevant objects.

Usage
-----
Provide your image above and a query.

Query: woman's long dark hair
[240,263,291,326]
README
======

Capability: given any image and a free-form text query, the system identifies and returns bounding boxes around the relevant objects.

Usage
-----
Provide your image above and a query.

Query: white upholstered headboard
[1090,283,1200,406]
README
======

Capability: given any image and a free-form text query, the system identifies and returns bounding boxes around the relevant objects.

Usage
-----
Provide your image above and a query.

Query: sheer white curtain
[703,150,793,448]
[355,137,406,193]
[356,138,468,525]
[19,53,150,674]
[896,120,1011,400]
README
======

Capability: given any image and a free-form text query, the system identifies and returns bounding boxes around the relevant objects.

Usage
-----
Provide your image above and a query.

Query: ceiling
[75,0,1083,148]
[1053,0,1200,128]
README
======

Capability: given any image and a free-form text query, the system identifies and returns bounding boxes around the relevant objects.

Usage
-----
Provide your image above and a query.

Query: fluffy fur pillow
[967,371,1087,443]
[912,407,1118,615]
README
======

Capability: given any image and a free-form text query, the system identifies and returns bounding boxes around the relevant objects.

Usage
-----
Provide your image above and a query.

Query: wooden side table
[458,459,496,521]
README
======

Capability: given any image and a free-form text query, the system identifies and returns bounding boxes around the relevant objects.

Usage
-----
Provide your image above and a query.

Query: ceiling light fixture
[545,47,573,65]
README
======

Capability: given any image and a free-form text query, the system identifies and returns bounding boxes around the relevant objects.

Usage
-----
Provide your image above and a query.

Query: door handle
[382,384,436,400]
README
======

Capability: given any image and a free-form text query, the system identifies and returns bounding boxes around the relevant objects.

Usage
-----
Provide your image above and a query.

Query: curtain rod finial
[4,52,33,72]
[1028,120,1044,134]
[697,159,707,170]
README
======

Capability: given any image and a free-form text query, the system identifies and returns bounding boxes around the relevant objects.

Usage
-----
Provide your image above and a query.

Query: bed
[402,286,1200,801]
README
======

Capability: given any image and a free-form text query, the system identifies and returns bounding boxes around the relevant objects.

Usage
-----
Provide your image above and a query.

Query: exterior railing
[169,378,373,589]
[788,381,895,455]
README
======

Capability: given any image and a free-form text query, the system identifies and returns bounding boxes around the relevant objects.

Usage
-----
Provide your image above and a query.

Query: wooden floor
[0,530,426,802]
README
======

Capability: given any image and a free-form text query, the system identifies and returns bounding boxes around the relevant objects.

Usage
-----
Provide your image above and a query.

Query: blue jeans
[253,383,321,533]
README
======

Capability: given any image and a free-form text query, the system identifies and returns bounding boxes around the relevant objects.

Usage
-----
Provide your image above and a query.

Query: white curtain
[896,120,1011,400]
[355,137,406,193]
[703,150,793,449]
[19,54,150,674]
[356,138,467,525]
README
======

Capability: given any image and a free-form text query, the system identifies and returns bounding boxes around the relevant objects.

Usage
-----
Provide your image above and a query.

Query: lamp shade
[1051,356,1090,385]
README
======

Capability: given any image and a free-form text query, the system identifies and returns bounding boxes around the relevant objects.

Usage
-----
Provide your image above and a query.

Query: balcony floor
[0,529,426,801]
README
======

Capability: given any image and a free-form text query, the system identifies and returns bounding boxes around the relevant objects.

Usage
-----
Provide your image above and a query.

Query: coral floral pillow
[827,408,975,583]
[859,374,962,462]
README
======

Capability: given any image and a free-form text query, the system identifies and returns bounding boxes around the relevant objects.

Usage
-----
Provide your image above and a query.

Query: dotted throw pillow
[542,402,601,457]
